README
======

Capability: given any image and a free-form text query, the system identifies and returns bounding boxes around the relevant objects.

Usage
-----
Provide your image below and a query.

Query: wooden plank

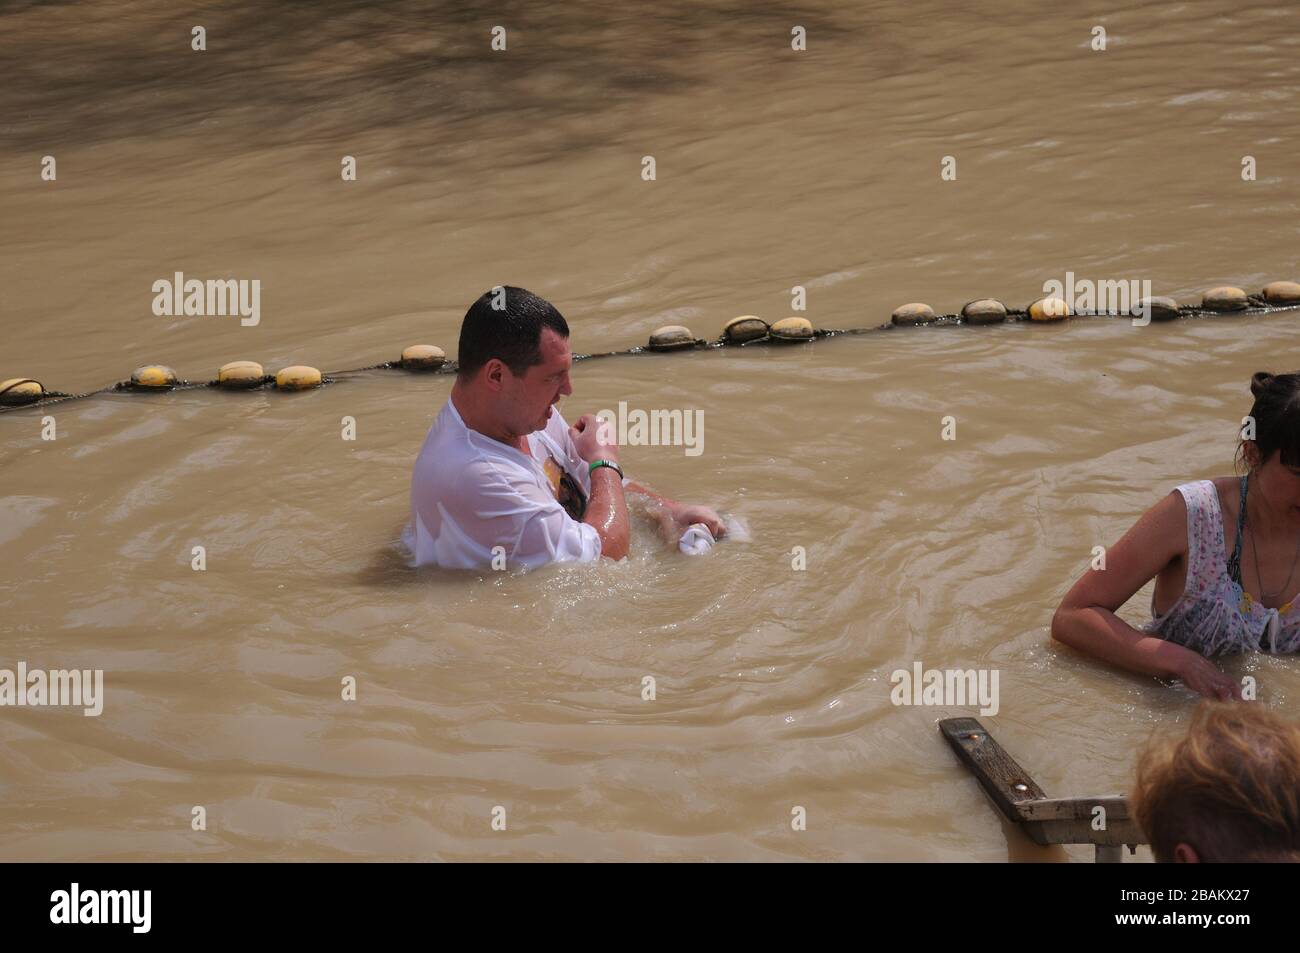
[1031,817,1143,847]
[938,717,1048,827]
[1017,795,1130,822]
[1020,796,1144,847]
[940,718,1149,850]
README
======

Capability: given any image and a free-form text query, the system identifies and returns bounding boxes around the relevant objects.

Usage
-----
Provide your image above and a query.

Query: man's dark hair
[456,286,570,379]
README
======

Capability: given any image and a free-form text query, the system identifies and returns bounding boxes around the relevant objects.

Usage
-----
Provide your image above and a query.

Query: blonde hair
[1132,702,1300,862]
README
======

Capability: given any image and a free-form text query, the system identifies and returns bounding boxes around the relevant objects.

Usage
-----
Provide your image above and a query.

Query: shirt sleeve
[433,460,602,570]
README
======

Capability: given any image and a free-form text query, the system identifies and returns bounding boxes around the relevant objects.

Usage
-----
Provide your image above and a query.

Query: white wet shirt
[402,397,604,570]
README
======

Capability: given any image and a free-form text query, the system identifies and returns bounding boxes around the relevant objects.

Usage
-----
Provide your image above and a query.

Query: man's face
[504,327,573,435]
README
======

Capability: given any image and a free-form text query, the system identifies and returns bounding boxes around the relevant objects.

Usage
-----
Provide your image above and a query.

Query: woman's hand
[1174,651,1243,700]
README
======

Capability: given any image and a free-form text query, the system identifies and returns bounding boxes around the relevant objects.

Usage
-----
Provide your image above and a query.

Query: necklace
[1246,474,1300,604]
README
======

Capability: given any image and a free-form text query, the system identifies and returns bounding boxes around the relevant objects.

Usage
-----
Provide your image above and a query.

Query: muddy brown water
[2,0,1299,860]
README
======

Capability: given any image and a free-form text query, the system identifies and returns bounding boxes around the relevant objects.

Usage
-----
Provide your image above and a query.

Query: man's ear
[482,359,507,392]
[1172,842,1200,863]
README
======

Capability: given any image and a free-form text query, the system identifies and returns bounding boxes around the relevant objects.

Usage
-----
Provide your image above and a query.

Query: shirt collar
[445,397,543,467]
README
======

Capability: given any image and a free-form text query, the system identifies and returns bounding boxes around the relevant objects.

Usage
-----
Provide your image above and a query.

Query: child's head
[1132,702,1300,862]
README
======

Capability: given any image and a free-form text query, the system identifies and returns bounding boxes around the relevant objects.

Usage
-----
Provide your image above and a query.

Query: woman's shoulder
[1134,481,1214,546]
[1147,477,1235,537]
[1169,476,1230,493]
[1206,475,1241,523]
[1129,480,1223,564]
[1164,477,1234,510]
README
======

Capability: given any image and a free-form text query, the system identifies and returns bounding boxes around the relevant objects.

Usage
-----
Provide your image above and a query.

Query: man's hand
[669,502,726,539]
[570,413,620,464]
[622,479,726,544]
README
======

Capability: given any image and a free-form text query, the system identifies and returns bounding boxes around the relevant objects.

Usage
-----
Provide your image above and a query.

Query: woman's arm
[1050,490,1241,700]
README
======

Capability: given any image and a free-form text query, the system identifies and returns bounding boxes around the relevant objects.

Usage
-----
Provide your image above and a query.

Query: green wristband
[589,459,624,480]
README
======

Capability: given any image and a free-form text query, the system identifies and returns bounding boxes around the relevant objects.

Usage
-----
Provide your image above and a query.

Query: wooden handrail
[939,717,1147,861]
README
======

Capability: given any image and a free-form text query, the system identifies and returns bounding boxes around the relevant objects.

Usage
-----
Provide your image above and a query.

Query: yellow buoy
[891,303,935,326]
[0,378,45,406]
[1262,281,1300,305]
[217,360,265,389]
[275,365,323,391]
[130,365,178,389]
[400,344,447,370]
[648,326,698,351]
[722,315,769,344]
[1202,286,1247,312]
[1027,297,1071,322]
[1132,296,1180,322]
[769,316,814,342]
[961,299,1007,325]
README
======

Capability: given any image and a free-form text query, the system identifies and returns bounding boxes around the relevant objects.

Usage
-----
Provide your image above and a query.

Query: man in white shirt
[403,287,726,571]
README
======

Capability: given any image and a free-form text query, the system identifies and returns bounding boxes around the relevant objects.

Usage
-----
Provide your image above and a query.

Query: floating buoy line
[4,281,1300,413]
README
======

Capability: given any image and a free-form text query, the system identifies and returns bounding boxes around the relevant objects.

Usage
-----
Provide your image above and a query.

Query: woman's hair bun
[1251,371,1276,397]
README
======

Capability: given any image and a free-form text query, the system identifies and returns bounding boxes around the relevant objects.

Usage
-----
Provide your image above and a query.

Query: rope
[4,293,1298,414]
